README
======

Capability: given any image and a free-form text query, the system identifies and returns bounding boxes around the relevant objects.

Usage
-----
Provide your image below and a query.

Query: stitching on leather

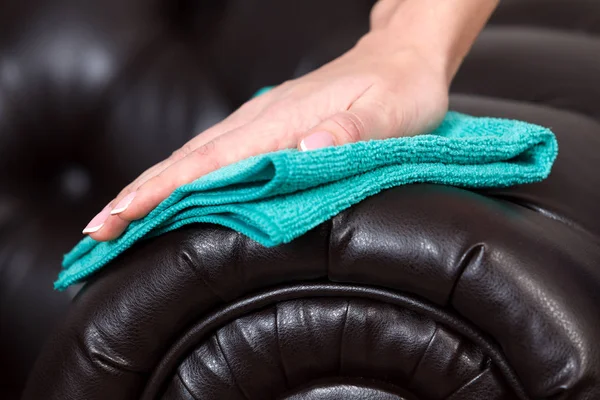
[447,243,486,307]
[176,371,200,400]
[337,299,350,375]
[407,324,439,385]
[214,333,250,400]
[445,367,493,400]
[274,303,290,390]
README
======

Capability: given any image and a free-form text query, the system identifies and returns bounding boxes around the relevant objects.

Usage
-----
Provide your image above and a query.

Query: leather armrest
[22,96,600,399]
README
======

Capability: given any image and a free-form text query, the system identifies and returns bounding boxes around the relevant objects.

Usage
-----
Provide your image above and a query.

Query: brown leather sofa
[1,0,599,399]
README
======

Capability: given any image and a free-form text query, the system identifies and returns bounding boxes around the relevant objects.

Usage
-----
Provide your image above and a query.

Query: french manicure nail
[82,205,112,234]
[300,131,335,151]
[110,192,136,215]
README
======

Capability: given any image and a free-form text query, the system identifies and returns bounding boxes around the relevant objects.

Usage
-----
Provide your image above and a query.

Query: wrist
[354,29,452,89]
[365,0,499,83]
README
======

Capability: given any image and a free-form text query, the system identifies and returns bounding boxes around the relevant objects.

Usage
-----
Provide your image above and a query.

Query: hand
[83,33,451,241]
[84,0,499,241]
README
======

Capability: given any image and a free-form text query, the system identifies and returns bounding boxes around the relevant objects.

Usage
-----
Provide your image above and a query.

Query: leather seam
[337,299,350,374]
[141,283,531,400]
[408,324,439,385]
[176,371,200,400]
[274,303,290,390]
[446,367,493,400]
[215,333,250,400]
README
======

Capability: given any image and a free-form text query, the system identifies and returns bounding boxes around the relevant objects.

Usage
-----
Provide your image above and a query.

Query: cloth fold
[55,111,558,290]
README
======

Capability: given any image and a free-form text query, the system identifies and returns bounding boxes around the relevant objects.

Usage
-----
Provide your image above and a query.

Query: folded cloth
[55,111,558,290]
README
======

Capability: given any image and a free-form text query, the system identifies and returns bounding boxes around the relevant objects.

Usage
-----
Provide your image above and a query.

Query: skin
[85,0,500,240]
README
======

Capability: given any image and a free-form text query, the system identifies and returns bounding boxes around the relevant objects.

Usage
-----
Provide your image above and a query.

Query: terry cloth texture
[55,111,558,290]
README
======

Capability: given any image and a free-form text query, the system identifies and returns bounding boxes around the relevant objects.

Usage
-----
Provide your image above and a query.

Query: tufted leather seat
[1,0,599,399]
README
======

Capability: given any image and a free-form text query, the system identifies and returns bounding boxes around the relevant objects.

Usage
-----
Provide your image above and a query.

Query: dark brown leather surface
[1,0,599,399]
[147,285,518,400]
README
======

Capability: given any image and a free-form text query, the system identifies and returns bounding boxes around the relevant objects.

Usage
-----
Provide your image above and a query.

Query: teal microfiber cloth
[55,111,558,290]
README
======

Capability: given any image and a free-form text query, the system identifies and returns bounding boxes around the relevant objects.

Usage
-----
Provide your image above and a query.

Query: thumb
[298,94,397,151]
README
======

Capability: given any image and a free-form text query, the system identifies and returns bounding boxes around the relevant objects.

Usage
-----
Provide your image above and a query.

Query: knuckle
[232,98,264,120]
[181,142,195,154]
[192,140,216,158]
[277,79,297,93]
[204,155,223,172]
[171,143,194,161]
[269,133,289,152]
[191,141,222,171]
[260,101,293,120]
[332,112,366,142]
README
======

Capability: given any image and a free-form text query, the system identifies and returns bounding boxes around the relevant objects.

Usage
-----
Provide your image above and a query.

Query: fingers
[91,121,292,240]
[83,157,171,239]
[106,116,246,213]
[103,92,276,216]
[86,95,278,240]
[85,210,129,242]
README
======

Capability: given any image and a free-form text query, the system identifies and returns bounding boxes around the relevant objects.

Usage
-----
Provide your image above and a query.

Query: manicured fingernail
[82,205,112,234]
[300,131,335,151]
[110,192,136,215]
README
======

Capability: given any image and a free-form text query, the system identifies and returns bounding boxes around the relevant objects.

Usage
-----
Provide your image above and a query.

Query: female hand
[84,0,499,241]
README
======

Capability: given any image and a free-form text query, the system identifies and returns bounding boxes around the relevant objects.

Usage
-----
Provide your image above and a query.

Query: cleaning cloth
[55,111,558,290]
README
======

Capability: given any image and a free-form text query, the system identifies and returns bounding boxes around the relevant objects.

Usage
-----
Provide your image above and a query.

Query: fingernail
[300,131,335,151]
[82,205,112,234]
[110,192,136,215]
